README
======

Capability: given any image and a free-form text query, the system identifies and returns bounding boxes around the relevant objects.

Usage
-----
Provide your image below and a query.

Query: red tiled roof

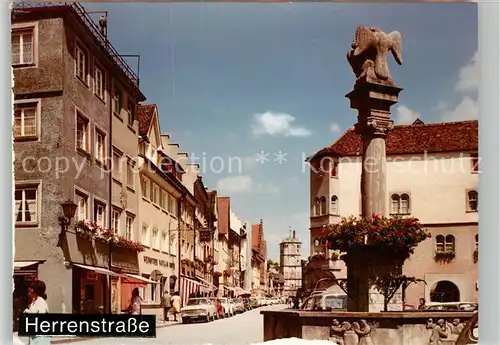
[217,197,230,236]
[310,119,478,159]
[138,104,156,137]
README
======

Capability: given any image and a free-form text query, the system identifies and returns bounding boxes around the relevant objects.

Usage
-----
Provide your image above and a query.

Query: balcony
[12,2,140,88]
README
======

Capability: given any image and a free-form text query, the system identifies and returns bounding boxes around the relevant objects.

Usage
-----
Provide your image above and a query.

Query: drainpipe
[177,193,185,292]
[107,81,114,315]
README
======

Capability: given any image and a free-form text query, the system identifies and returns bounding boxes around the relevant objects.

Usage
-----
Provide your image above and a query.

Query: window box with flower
[213,271,222,277]
[434,251,456,263]
[309,252,326,261]
[223,269,232,277]
[74,220,145,252]
[473,248,478,263]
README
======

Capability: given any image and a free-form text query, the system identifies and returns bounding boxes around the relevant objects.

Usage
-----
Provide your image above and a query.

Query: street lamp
[58,199,77,247]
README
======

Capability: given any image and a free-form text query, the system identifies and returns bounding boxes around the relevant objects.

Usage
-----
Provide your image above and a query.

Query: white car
[219,297,235,317]
[180,297,217,323]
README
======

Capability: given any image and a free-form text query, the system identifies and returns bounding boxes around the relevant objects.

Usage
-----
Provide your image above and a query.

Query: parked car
[232,298,245,313]
[243,297,253,310]
[180,297,217,323]
[219,297,234,317]
[249,297,260,309]
[300,293,348,311]
[424,302,478,311]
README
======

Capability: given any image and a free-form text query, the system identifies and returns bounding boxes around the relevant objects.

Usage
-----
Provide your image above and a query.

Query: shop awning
[14,261,40,269]
[234,287,251,296]
[122,274,158,284]
[196,277,217,290]
[72,263,121,277]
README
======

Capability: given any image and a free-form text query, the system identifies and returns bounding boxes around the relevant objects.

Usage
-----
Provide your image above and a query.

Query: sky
[85,2,478,261]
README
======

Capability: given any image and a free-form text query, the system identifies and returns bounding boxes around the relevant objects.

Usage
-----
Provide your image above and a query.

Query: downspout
[177,194,183,292]
[107,79,113,315]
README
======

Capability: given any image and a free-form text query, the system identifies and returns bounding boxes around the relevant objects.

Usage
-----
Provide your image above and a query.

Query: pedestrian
[418,298,426,310]
[163,290,172,322]
[24,280,50,345]
[171,291,182,322]
[128,288,142,315]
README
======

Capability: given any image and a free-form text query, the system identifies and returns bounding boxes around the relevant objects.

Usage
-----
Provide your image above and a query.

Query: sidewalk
[13,319,181,344]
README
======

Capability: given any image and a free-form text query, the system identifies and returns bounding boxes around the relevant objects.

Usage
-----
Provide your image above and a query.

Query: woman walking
[171,291,181,322]
[129,288,142,315]
[24,280,50,345]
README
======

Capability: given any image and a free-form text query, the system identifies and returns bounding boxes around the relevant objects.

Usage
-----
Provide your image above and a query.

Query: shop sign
[144,255,170,268]
[85,271,98,281]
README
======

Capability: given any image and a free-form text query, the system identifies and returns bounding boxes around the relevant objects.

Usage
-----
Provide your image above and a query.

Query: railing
[12,1,140,88]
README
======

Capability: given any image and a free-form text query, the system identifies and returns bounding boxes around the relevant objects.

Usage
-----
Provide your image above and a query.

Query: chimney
[292,230,296,239]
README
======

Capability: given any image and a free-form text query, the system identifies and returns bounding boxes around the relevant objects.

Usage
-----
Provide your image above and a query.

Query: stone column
[344,80,402,312]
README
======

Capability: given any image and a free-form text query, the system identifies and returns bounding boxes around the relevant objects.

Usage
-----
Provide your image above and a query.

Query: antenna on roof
[87,11,108,37]
[289,226,292,238]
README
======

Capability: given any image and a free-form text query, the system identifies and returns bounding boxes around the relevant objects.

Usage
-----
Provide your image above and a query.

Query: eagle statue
[347,26,402,83]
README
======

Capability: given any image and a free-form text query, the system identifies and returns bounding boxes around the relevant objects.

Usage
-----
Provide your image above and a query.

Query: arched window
[468,191,478,212]
[391,194,400,214]
[435,235,445,253]
[475,234,478,248]
[445,235,455,253]
[320,197,327,215]
[313,238,320,247]
[314,198,321,216]
[390,193,411,214]
[400,194,410,214]
[320,238,327,246]
[331,195,338,215]
[430,280,460,303]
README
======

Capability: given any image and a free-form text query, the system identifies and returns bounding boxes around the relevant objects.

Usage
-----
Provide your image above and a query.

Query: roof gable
[310,120,478,159]
[138,104,156,137]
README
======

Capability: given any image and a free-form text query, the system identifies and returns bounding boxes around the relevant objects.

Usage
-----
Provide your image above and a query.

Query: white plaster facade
[309,121,478,307]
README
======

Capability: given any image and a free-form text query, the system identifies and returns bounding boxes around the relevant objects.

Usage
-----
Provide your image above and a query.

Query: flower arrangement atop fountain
[309,252,326,261]
[326,214,431,254]
[75,220,145,252]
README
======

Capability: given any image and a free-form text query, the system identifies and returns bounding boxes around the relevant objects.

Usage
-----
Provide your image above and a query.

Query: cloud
[216,175,253,193]
[251,111,311,137]
[242,155,259,171]
[395,105,420,124]
[330,123,341,134]
[440,96,478,122]
[456,51,478,94]
[438,51,479,122]
[215,175,279,194]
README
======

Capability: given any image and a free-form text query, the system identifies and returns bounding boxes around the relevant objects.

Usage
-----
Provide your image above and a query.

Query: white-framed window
[112,83,122,115]
[75,43,89,84]
[127,100,135,127]
[12,26,35,66]
[76,112,90,152]
[13,101,39,139]
[161,232,167,252]
[94,65,105,100]
[390,193,411,215]
[435,235,444,251]
[141,177,150,200]
[75,191,89,222]
[330,195,338,215]
[467,190,478,212]
[152,184,159,205]
[111,208,121,233]
[142,224,150,247]
[470,153,479,173]
[15,184,39,225]
[112,150,123,181]
[314,198,321,216]
[93,199,107,227]
[159,191,165,209]
[152,228,159,250]
[125,214,134,240]
[95,129,105,163]
[126,159,134,188]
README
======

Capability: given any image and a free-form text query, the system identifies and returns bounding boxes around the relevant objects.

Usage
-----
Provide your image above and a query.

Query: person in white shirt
[24,280,50,345]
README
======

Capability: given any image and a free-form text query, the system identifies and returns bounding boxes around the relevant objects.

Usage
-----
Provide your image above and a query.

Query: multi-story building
[251,220,266,296]
[133,104,187,317]
[307,119,478,307]
[12,2,145,318]
[229,210,243,290]
[279,230,303,297]
[193,176,217,295]
[267,268,285,296]
[216,197,232,297]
